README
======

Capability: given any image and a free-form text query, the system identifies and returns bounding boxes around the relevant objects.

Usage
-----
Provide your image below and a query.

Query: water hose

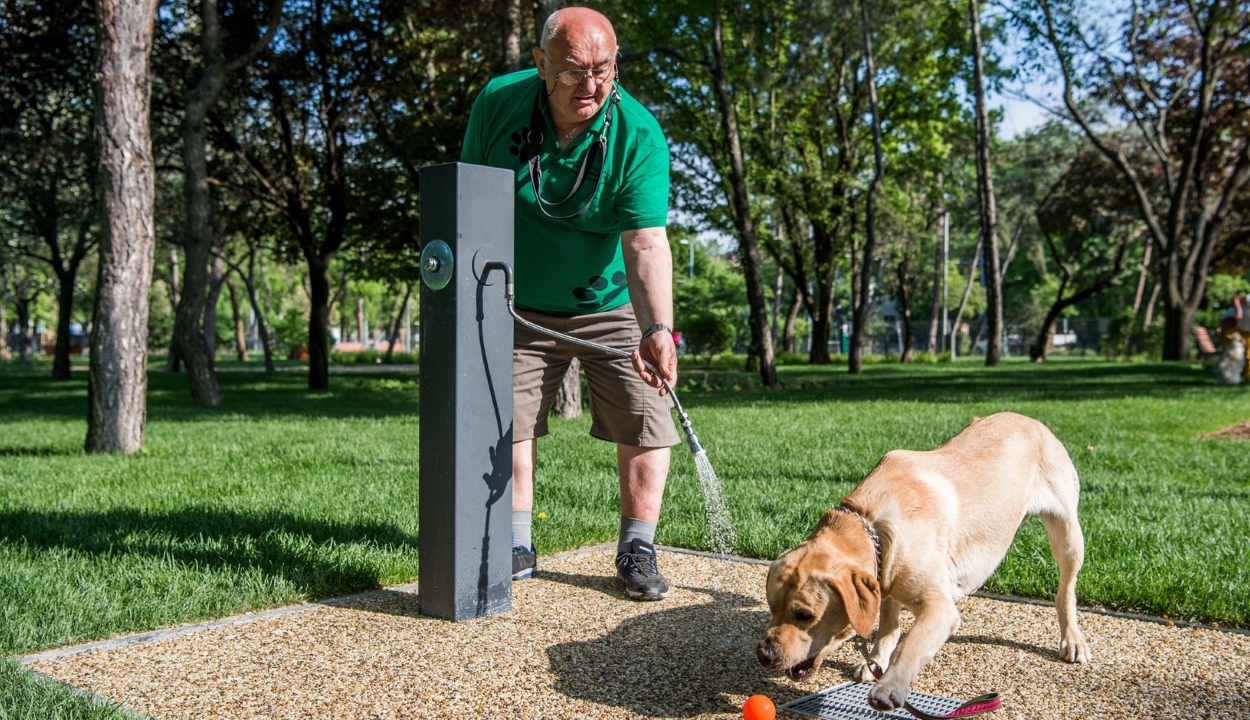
[480,261,703,457]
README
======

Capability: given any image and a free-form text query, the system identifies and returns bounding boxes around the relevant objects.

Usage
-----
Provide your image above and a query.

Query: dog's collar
[832,505,880,577]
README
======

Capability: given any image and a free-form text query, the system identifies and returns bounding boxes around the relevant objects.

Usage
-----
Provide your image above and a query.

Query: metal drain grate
[780,682,964,719]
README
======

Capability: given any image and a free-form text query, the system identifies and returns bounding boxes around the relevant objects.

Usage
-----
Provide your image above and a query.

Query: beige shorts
[513,304,681,447]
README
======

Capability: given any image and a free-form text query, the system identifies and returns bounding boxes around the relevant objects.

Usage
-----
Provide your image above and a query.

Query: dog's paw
[1059,629,1091,663]
[867,682,908,712]
[853,662,877,683]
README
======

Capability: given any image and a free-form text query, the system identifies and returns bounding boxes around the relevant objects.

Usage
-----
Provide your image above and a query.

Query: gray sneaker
[512,545,536,580]
[614,539,669,601]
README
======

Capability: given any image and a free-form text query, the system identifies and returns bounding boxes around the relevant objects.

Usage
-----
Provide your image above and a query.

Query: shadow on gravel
[947,633,1058,661]
[546,587,803,718]
[531,569,622,599]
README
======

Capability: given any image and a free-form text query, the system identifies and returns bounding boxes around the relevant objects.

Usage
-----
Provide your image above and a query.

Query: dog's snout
[756,641,778,667]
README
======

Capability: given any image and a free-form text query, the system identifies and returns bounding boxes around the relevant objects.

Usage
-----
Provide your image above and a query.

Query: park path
[22,547,1250,720]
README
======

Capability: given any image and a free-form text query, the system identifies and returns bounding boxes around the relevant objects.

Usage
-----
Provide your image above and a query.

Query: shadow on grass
[681,361,1215,409]
[0,371,421,424]
[0,447,83,457]
[0,361,1219,428]
[545,587,801,718]
[0,507,419,598]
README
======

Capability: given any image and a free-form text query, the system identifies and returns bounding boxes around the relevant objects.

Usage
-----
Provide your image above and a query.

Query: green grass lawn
[2,358,1248,716]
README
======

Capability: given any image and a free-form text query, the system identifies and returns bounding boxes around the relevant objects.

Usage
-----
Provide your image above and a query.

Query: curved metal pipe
[480,261,703,456]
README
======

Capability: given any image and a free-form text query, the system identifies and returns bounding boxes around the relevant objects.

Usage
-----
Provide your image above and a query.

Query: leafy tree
[675,252,746,362]
[164,0,284,406]
[1010,0,1250,359]
[1031,147,1142,359]
[0,0,98,379]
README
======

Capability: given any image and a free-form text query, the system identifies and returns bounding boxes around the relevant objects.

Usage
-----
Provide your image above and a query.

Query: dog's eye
[793,610,814,623]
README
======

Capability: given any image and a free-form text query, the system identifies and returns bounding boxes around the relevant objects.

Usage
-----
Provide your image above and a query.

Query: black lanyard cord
[526,89,619,220]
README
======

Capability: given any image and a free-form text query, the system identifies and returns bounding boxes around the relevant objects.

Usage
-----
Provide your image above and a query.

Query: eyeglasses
[551,65,616,87]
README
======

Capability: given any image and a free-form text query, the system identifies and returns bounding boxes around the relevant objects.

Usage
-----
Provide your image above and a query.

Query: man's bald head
[541,7,617,56]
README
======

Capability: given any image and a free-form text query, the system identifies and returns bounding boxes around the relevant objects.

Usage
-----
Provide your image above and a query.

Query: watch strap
[640,323,673,343]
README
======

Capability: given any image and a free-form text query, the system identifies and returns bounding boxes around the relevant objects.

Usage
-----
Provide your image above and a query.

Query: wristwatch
[640,323,673,343]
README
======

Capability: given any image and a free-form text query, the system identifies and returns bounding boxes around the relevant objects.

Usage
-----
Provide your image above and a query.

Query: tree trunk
[927,177,944,354]
[969,0,1002,366]
[1142,278,1161,330]
[171,247,218,403]
[533,0,563,44]
[52,268,77,379]
[808,223,836,364]
[172,0,280,395]
[772,265,783,349]
[15,293,35,365]
[949,232,984,358]
[503,0,524,71]
[226,277,247,361]
[356,297,367,348]
[851,0,885,375]
[87,0,158,455]
[202,250,225,359]
[164,246,181,371]
[308,258,331,390]
[897,254,914,363]
[384,282,412,363]
[0,298,8,360]
[553,357,582,418]
[240,254,275,371]
[171,33,222,405]
[710,2,778,389]
[783,288,801,354]
[1161,288,1195,361]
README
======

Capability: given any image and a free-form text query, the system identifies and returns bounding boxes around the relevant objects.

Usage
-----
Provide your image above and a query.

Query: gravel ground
[25,547,1250,719]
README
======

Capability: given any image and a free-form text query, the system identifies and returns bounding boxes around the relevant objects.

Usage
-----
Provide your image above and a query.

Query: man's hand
[632,329,678,396]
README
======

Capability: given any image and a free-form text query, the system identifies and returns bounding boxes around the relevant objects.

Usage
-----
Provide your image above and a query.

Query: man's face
[533,31,616,129]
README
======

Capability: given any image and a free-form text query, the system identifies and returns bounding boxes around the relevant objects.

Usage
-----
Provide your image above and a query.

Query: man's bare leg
[513,438,536,512]
[511,439,539,578]
[617,444,669,523]
[615,444,671,600]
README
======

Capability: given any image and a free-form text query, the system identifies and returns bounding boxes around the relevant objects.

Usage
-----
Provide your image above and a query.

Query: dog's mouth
[784,655,819,681]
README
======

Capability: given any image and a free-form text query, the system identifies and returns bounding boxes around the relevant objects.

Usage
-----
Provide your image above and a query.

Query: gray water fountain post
[417,162,514,621]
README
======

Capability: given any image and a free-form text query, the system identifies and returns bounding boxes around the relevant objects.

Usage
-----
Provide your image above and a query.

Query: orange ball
[742,694,776,720]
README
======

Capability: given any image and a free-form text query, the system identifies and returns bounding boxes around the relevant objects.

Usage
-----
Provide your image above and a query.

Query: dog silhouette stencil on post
[756,412,1091,712]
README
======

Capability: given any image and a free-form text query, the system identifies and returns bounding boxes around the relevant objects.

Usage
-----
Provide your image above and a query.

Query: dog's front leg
[867,597,960,712]
[855,596,901,682]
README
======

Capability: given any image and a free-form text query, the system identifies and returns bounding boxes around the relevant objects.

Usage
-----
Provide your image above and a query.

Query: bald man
[461,8,678,601]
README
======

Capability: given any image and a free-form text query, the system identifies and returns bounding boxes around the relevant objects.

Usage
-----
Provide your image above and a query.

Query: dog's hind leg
[855,596,902,682]
[1041,511,1091,663]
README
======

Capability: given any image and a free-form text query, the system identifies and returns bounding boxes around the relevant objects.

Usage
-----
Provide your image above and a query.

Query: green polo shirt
[460,69,670,315]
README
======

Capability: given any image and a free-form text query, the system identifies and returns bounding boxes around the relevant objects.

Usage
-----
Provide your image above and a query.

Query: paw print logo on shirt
[509,126,537,165]
[572,271,628,310]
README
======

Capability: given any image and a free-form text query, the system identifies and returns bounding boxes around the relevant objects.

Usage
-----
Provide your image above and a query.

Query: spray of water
[692,450,737,556]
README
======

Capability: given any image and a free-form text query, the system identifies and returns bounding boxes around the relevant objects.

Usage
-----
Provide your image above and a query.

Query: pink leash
[856,641,1002,719]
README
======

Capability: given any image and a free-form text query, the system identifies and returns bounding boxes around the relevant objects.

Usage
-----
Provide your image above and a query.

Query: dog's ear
[829,569,880,638]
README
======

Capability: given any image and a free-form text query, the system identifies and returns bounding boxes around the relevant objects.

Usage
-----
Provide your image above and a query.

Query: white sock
[512,510,533,549]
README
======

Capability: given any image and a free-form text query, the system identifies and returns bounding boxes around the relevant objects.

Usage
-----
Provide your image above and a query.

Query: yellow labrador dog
[756,412,1090,712]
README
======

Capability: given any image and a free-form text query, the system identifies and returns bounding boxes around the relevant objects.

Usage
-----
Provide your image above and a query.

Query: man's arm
[621,226,676,395]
